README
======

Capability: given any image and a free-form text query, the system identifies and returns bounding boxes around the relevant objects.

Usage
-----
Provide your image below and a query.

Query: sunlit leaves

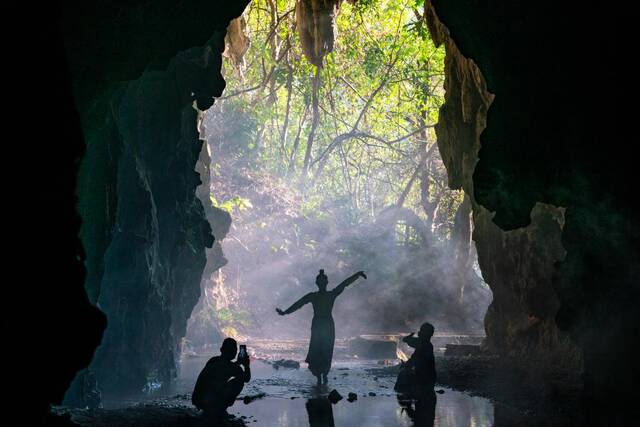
[209,0,460,236]
[363,46,385,77]
[212,195,254,214]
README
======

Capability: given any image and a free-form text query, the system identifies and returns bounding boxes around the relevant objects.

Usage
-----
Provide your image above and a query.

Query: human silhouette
[305,398,335,427]
[276,269,367,385]
[192,338,251,417]
[395,322,437,393]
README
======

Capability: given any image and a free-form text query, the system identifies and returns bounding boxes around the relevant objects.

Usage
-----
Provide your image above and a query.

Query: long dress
[282,274,360,377]
[305,290,338,376]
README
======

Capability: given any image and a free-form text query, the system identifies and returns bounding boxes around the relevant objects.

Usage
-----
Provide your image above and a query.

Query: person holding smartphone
[192,337,251,417]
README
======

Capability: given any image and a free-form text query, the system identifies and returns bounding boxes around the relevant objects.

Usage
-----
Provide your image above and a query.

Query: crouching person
[192,338,251,417]
[394,322,436,395]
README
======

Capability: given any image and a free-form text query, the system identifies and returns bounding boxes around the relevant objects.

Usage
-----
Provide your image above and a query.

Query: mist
[182,0,493,349]
[185,109,492,347]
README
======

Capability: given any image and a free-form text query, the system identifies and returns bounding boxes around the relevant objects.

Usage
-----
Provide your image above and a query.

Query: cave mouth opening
[184,0,492,358]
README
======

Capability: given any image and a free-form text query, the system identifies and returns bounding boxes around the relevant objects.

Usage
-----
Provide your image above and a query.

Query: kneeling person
[395,322,436,394]
[192,338,251,415]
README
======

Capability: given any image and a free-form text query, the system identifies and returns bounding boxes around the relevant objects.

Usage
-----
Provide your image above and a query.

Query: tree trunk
[288,104,309,174]
[301,66,321,184]
[419,111,438,233]
[396,165,421,208]
[281,46,294,155]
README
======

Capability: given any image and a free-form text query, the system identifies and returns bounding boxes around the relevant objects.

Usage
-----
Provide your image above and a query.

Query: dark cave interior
[8,1,639,425]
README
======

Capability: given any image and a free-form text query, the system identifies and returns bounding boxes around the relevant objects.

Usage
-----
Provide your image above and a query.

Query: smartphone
[238,344,247,361]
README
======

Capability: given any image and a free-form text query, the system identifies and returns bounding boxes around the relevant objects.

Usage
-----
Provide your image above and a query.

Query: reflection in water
[306,398,335,427]
[436,389,494,427]
[231,390,493,427]
[99,354,494,426]
[397,391,436,427]
[186,358,492,426]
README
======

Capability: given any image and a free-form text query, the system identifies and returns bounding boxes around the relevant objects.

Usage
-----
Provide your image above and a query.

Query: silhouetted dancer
[395,322,436,394]
[276,269,367,386]
[192,338,251,417]
[306,398,335,427]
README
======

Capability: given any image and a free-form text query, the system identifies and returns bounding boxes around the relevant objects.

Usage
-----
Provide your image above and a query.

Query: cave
[10,0,639,426]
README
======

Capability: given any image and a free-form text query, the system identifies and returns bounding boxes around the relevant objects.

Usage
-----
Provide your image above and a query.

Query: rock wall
[9,5,108,422]
[187,125,232,348]
[224,16,251,69]
[425,0,579,366]
[85,49,220,392]
[60,0,249,398]
[427,0,639,421]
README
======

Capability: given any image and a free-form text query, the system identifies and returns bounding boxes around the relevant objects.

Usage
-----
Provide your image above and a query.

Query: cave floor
[54,339,583,426]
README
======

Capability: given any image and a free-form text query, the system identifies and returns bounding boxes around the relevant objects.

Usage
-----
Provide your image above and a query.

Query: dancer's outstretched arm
[332,271,366,296]
[276,293,313,315]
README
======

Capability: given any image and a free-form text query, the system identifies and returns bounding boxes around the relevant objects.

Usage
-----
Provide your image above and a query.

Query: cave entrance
[185,0,491,358]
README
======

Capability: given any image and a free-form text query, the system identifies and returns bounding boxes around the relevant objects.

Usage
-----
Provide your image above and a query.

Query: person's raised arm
[402,332,419,349]
[332,271,366,296]
[276,293,313,315]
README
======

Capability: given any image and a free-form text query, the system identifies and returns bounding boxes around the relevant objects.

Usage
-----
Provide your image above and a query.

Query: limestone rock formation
[224,15,250,69]
[427,0,639,420]
[296,0,343,67]
[65,0,250,396]
[86,48,217,392]
[16,1,250,421]
[475,204,579,367]
[424,0,579,366]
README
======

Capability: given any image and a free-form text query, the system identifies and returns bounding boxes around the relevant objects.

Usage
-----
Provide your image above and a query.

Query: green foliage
[363,46,385,77]
[353,0,380,13]
[209,0,460,236]
[214,307,253,337]
[187,2,481,340]
[216,308,252,327]
[211,195,254,214]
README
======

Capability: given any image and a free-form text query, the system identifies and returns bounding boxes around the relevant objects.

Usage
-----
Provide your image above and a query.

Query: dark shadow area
[428,1,640,423]
[7,3,107,423]
[8,1,248,424]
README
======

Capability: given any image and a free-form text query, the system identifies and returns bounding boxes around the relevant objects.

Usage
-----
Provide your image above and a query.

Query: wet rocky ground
[53,337,583,426]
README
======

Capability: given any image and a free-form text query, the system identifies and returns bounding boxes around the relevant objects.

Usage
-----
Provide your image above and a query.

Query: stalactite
[223,15,250,71]
[296,0,343,67]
